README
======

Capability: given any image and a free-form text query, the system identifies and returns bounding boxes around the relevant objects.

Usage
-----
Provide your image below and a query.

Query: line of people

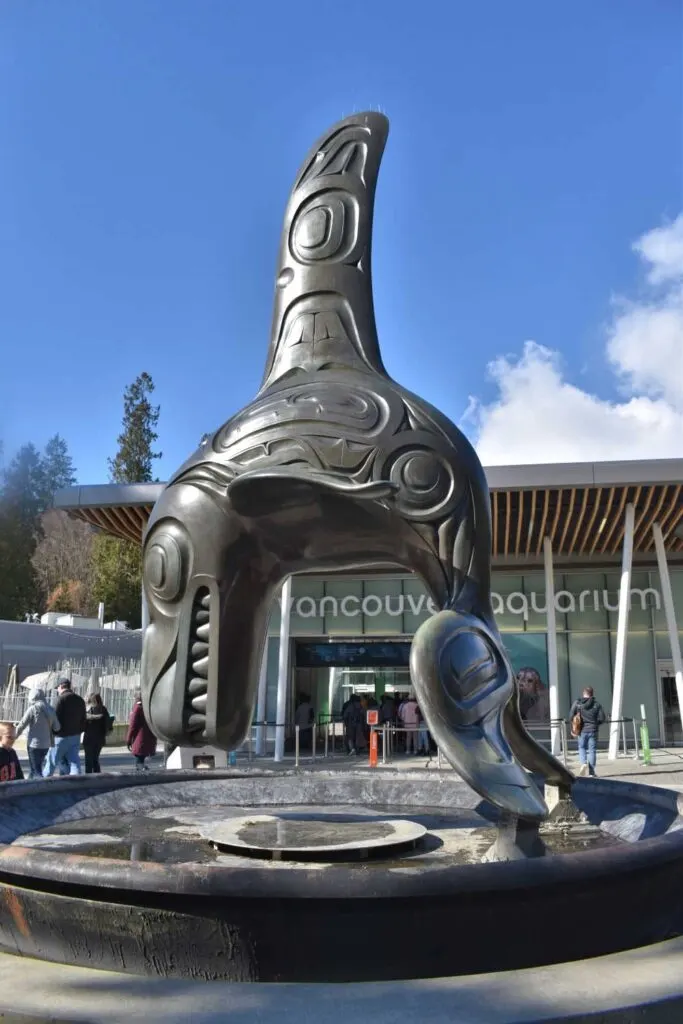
[0,679,157,779]
[341,691,431,756]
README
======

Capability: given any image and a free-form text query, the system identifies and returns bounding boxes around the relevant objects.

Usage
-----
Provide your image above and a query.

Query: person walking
[83,693,112,774]
[126,691,157,772]
[342,694,366,755]
[399,694,420,755]
[54,679,87,776]
[569,686,606,777]
[14,688,60,779]
[294,695,314,752]
[416,704,430,755]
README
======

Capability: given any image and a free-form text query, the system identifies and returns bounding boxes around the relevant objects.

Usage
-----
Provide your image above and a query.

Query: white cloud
[468,215,683,465]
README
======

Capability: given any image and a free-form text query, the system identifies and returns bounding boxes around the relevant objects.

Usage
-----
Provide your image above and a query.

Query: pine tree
[2,444,45,525]
[108,372,161,484]
[0,437,80,620]
[91,372,163,627]
[41,434,76,506]
[90,535,143,628]
[0,444,44,619]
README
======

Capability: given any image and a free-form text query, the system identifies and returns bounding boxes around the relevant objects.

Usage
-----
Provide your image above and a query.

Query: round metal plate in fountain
[207,814,426,861]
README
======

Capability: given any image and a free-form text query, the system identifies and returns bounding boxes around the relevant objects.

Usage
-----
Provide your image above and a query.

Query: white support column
[274,576,292,762]
[609,503,635,759]
[653,521,683,732]
[543,537,561,755]
[141,589,150,633]
[255,635,270,756]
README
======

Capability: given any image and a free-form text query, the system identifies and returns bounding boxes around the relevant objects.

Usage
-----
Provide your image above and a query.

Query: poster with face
[516,666,550,723]
[501,635,550,724]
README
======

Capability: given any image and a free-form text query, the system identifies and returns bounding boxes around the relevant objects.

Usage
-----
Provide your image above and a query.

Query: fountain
[2,113,683,1017]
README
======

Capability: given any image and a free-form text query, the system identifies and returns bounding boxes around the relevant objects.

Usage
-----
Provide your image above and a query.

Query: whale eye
[144,530,186,603]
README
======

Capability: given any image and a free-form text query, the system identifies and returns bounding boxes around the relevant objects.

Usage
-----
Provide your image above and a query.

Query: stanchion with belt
[367,709,379,768]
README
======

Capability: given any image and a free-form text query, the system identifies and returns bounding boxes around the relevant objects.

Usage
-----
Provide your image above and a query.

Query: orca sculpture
[141,112,573,820]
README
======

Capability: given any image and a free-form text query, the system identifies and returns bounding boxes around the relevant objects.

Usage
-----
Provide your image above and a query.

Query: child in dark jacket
[0,722,24,782]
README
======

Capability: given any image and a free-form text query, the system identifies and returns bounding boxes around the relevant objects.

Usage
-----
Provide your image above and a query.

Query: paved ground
[2,935,683,1022]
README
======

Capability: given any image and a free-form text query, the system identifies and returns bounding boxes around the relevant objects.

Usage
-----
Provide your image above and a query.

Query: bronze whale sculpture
[141,112,573,820]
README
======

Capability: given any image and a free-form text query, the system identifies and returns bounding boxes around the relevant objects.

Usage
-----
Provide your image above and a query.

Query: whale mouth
[183,587,211,737]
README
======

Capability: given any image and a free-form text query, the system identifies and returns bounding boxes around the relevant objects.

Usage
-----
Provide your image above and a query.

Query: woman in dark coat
[126,690,157,772]
[83,693,111,774]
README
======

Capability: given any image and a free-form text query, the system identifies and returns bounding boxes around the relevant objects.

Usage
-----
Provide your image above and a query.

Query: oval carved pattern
[289,190,362,266]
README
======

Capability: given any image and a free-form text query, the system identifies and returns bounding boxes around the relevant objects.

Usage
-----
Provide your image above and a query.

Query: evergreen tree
[0,436,79,621]
[41,434,76,506]
[91,372,163,627]
[0,444,44,619]
[2,444,45,525]
[90,534,143,628]
[108,372,161,484]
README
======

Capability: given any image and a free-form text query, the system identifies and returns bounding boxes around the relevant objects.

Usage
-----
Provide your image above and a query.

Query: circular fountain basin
[0,768,683,983]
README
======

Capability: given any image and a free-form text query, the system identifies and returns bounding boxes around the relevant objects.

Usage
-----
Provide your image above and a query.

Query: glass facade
[261,568,683,743]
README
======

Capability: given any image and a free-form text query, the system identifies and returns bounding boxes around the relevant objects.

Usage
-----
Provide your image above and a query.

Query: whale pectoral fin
[227,469,397,518]
[503,697,575,790]
[410,609,549,821]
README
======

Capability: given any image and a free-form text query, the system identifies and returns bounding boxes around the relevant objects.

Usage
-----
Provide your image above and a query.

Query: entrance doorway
[659,661,682,745]
[293,640,412,722]
[337,667,413,711]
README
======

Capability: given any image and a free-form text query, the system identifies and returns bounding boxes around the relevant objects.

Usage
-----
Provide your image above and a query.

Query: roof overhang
[54,458,683,565]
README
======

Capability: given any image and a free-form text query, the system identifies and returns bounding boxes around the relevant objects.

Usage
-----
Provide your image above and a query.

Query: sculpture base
[166,746,228,770]
[545,783,588,825]
[480,815,546,862]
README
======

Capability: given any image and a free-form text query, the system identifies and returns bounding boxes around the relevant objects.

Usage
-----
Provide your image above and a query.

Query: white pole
[98,601,105,629]
[274,576,292,762]
[255,635,269,756]
[328,665,337,725]
[609,503,635,759]
[140,591,149,632]
[653,522,683,734]
[543,536,561,755]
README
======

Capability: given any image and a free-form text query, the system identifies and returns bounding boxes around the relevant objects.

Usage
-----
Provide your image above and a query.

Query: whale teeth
[188,677,208,697]
[192,655,209,679]
[184,588,211,737]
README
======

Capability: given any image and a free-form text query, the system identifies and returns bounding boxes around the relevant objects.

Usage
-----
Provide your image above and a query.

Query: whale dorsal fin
[260,112,390,391]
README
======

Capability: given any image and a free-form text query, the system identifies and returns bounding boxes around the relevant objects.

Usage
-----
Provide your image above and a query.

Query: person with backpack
[14,688,60,779]
[83,693,112,774]
[569,686,606,777]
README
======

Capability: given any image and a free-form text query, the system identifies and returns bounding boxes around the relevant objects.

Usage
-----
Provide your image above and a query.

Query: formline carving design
[141,112,573,821]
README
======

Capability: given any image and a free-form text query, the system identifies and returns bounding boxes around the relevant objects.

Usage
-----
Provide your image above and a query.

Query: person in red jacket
[126,691,157,772]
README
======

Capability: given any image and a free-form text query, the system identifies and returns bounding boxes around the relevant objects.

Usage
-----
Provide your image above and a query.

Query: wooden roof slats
[66,486,683,558]
[558,488,577,554]
[525,489,537,556]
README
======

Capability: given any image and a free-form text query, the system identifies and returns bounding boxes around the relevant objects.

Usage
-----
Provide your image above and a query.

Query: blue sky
[1,0,681,483]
